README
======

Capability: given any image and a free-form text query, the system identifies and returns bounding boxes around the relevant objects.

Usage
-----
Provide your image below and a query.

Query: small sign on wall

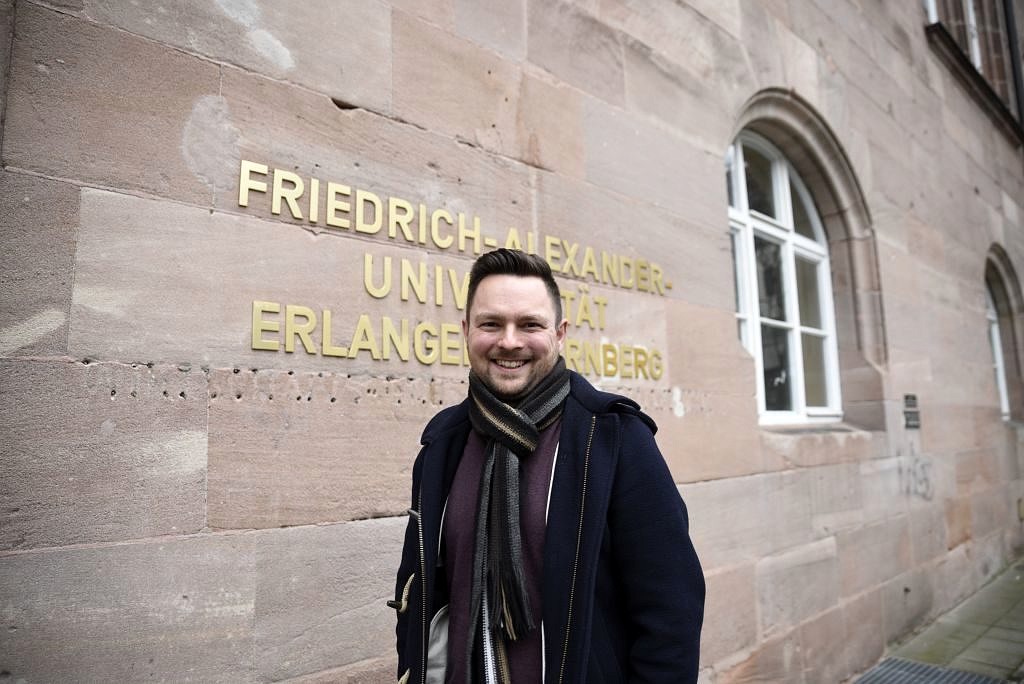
[904,394,920,429]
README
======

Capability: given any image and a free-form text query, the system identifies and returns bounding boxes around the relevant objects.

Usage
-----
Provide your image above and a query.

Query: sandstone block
[756,537,839,635]
[945,495,972,549]
[761,425,877,470]
[700,563,757,666]
[717,631,803,684]
[582,98,726,230]
[808,462,864,536]
[0,535,255,682]
[69,188,476,377]
[837,515,912,596]
[881,566,935,645]
[217,67,534,241]
[0,172,79,356]
[254,517,405,681]
[842,589,885,675]
[3,5,219,204]
[798,606,848,684]
[682,470,813,570]
[932,544,976,615]
[517,74,585,177]
[536,172,734,311]
[0,359,206,550]
[454,0,525,59]
[655,391,761,483]
[909,504,947,564]
[208,372,465,529]
[622,37,733,151]
[527,0,624,105]
[393,11,521,158]
[82,0,391,113]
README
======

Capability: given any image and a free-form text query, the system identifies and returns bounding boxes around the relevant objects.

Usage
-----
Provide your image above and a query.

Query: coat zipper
[557,415,595,684]
[417,489,428,684]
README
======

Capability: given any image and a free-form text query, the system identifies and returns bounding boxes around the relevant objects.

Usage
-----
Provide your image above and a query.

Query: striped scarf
[465,357,571,683]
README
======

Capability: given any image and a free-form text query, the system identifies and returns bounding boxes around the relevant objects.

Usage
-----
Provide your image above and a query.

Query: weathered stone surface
[0,359,207,550]
[69,188,475,376]
[82,0,391,113]
[536,171,734,311]
[718,631,803,684]
[0,172,79,356]
[909,504,947,564]
[622,37,734,150]
[393,11,521,158]
[0,534,255,682]
[843,589,885,675]
[3,4,219,204]
[208,372,465,529]
[517,73,585,176]
[837,515,912,597]
[760,425,879,470]
[756,537,839,634]
[527,0,624,105]
[454,0,525,59]
[254,517,404,681]
[682,470,813,570]
[945,495,972,549]
[808,462,864,536]
[217,67,534,240]
[700,563,757,666]
[881,566,934,645]
[798,606,848,683]
[582,98,726,230]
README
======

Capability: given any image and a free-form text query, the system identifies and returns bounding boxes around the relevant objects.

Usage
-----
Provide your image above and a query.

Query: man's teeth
[494,359,526,368]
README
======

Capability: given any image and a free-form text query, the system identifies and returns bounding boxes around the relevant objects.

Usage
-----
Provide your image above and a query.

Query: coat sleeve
[394,448,424,680]
[608,414,705,682]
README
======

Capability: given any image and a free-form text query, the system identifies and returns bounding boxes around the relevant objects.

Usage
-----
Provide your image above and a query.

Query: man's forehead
[469,274,557,316]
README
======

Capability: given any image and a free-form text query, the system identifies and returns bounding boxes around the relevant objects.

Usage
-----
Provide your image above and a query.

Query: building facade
[2,0,1023,681]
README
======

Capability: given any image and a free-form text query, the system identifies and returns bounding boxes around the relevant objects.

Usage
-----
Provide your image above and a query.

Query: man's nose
[496,324,523,348]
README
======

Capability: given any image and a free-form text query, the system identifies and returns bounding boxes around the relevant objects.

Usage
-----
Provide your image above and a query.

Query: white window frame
[727,132,843,425]
[985,286,1011,420]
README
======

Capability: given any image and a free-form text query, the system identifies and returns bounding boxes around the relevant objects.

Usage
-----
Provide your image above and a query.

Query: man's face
[463,274,568,401]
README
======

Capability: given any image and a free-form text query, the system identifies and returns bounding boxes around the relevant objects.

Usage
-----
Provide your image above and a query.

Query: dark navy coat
[393,372,705,683]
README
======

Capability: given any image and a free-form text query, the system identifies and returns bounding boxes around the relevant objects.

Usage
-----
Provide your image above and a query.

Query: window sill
[925,22,1024,147]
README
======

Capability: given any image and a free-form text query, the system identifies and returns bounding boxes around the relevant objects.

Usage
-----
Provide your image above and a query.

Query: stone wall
[2,0,1023,681]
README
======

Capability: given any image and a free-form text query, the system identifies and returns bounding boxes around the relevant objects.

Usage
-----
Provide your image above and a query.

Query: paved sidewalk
[880,557,1024,681]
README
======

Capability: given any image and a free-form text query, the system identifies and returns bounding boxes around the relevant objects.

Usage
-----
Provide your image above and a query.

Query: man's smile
[493,359,528,369]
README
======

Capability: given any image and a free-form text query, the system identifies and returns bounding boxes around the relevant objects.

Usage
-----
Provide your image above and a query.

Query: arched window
[984,249,1023,421]
[984,285,1010,420]
[727,131,842,423]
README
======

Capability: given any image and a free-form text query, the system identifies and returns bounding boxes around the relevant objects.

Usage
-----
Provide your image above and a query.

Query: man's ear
[462,318,469,339]
[555,318,568,350]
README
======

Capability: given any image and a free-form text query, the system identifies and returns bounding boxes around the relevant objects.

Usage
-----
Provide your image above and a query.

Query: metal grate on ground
[857,657,1008,684]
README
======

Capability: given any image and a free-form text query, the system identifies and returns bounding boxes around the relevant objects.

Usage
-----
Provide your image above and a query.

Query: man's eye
[480,322,499,329]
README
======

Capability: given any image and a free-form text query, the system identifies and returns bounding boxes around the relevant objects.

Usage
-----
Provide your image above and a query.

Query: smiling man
[392,249,704,683]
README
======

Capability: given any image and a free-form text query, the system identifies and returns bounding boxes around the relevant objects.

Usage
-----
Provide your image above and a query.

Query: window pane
[796,257,822,328]
[762,324,792,411]
[755,237,786,320]
[802,333,827,407]
[744,145,775,217]
[726,150,736,208]
[730,232,741,312]
[791,184,815,240]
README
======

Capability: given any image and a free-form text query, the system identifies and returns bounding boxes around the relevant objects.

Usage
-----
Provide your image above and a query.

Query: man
[392,249,704,683]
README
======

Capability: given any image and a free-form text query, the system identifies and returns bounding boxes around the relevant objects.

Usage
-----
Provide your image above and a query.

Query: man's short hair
[466,248,563,322]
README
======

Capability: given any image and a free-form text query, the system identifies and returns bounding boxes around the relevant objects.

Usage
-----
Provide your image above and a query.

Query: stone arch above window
[985,243,1024,420]
[730,89,887,429]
